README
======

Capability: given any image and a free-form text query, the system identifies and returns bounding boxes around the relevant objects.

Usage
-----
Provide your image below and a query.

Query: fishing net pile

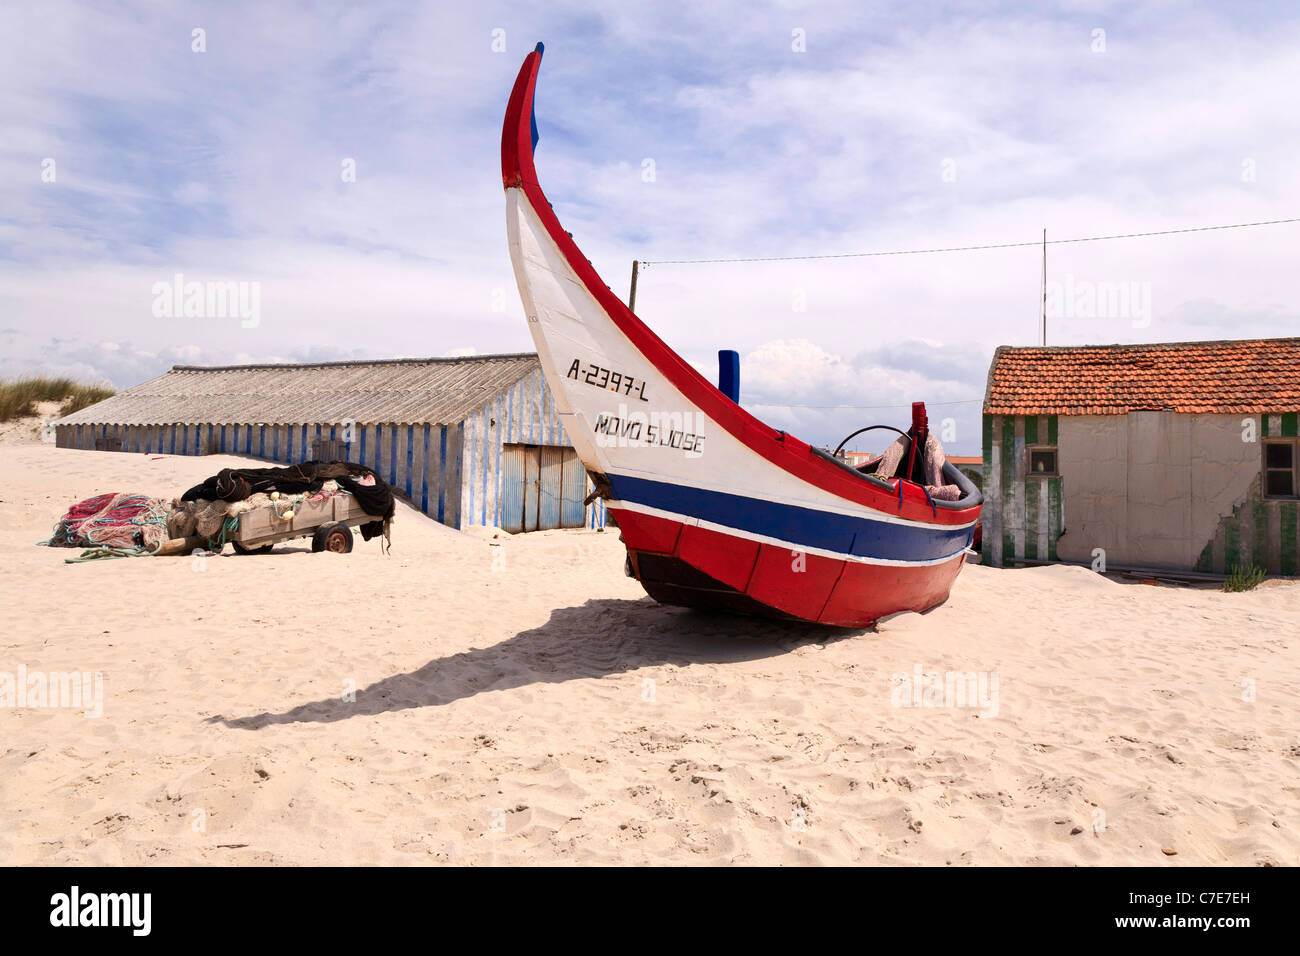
[179,461,394,544]
[169,478,383,541]
[39,460,396,563]
[40,492,173,559]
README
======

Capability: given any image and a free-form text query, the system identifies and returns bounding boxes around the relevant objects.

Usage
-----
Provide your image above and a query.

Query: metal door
[539,445,565,529]
[504,443,586,532]
[501,444,527,533]
[559,448,586,528]
[522,445,541,532]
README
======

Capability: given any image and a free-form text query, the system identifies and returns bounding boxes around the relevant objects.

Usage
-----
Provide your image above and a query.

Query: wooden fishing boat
[502,44,981,627]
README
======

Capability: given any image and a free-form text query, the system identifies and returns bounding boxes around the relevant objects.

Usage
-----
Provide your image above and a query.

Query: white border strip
[610,499,970,568]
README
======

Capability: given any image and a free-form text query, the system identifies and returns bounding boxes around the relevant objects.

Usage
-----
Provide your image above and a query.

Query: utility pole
[1041,228,1047,346]
[628,259,639,313]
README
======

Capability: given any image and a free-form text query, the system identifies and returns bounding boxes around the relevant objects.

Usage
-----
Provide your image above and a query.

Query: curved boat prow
[501,46,981,628]
[501,43,544,191]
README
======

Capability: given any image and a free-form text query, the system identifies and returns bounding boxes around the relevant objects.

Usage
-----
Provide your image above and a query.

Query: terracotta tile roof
[984,337,1300,415]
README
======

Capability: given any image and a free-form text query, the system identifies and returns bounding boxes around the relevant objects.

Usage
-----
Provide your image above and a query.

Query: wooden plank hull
[501,45,979,627]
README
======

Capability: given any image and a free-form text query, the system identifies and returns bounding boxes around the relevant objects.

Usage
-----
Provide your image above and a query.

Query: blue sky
[2,0,1297,454]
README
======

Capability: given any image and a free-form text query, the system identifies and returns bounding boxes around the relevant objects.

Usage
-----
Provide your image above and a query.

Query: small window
[1027,446,1058,477]
[1264,440,1297,498]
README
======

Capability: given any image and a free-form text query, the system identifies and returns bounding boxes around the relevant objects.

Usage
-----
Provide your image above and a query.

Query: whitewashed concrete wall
[1055,413,1260,568]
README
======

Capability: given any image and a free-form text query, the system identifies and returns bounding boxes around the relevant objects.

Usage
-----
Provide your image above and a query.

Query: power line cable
[639,216,1300,266]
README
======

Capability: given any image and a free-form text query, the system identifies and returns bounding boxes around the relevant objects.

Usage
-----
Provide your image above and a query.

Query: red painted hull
[614,506,967,628]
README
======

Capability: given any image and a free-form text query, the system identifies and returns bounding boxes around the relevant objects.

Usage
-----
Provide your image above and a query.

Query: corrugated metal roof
[55,353,542,426]
[984,337,1300,415]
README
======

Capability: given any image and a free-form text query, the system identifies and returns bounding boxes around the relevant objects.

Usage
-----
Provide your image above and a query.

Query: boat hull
[618,507,967,627]
[501,45,979,628]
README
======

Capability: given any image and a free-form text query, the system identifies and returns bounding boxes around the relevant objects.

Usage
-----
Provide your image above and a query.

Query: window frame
[1025,444,1060,479]
[1262,438,1300,500]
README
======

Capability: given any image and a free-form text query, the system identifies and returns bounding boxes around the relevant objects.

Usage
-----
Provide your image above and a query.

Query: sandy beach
[1,440,1297,866]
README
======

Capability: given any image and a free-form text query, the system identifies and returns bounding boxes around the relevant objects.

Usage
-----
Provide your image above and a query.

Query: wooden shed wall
[53,377,607,532]
[55,420,469,528]
[460,366,605,531]
[982,413,1064,568]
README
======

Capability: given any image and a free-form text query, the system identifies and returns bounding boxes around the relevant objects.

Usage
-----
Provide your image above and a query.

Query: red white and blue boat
[502,45,982,627]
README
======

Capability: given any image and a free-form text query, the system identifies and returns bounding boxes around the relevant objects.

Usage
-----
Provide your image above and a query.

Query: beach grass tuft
[1223,563,1266,592]
[0,376,115,422]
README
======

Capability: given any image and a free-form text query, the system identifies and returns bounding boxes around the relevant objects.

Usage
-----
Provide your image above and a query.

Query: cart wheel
[312,522,353,554]
[231,541,273,555]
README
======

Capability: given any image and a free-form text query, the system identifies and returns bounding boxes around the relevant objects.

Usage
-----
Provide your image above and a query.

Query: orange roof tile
[983,337,1300,415]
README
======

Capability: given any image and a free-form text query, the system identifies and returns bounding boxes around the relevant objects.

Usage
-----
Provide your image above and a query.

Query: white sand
[0,401,61,444]
[1,441,1297,865]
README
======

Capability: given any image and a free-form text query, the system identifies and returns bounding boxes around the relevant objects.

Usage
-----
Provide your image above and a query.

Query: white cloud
[736,338,986,454]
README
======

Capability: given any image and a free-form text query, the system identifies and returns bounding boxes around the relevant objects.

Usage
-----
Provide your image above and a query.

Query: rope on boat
[920,485,938,518]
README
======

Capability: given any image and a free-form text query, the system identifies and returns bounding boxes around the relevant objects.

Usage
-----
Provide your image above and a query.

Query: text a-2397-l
[567,358,649,402]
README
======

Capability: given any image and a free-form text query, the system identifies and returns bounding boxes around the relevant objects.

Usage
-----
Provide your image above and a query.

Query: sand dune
[1,442,1296,865]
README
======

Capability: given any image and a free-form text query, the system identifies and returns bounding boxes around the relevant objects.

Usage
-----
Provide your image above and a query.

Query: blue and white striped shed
[53,354,606,532]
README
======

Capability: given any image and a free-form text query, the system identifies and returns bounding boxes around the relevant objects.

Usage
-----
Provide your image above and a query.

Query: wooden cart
[226,491,377,555]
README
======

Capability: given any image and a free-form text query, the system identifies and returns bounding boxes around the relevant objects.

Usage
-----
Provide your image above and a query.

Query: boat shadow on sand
[210,598,866,729]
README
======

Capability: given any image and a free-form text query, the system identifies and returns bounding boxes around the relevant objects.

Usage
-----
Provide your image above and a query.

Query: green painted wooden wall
[982,413,1063,567]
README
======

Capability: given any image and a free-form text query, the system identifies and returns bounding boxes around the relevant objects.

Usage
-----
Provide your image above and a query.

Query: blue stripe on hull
[606,473,971,563]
